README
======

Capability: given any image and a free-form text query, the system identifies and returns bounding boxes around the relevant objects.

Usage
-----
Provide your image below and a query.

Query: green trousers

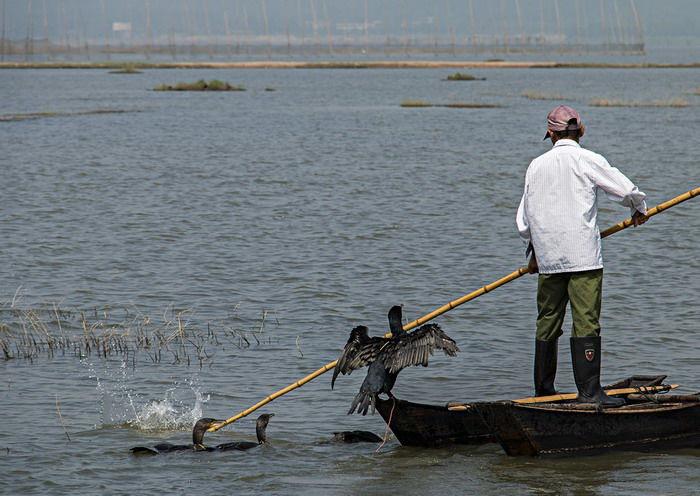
[536,269,603,341]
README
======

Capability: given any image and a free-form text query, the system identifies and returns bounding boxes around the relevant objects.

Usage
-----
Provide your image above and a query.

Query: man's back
[517,139,646,274]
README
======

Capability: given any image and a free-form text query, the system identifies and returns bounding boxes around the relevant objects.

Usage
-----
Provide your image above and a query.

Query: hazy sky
[2,0,698,45]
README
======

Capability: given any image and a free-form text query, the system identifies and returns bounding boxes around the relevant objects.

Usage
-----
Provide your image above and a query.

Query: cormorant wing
[130,446,159,455]
[382,323,459,374]
[331,325,387,389]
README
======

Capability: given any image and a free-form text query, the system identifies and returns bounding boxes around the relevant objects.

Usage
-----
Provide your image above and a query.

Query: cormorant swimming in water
[130,414,274,455]
[332,305,459,415]
[215,413,274,451]
[332,430,383,443]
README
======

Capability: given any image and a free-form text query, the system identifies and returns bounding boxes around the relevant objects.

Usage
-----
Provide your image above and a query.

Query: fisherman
[516,105,648,406]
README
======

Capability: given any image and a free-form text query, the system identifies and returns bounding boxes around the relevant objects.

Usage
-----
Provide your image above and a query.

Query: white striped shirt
[516,139,647,274]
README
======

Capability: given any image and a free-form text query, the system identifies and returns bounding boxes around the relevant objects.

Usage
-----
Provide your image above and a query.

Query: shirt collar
[553,139,581,148]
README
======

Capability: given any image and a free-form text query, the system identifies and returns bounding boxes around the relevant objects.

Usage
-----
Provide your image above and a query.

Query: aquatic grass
[522,90,566,100]
[0,304,278,366]
[401,100,501,109]
[0,109,142,122]
[400,99,433,108]
[0,111,60,122]
[590,98,689,108]
[442,102,501,108]
[444,72,486,81]
[154,79,246,92]
[109,63,142,74]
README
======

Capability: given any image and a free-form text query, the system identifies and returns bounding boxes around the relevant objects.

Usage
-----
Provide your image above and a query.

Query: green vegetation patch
[0,109,141,122]
[441,102,501,108]
[590,98,689,108]
[401,100,501,109]
[522,90,566,100]
[400,99,433,108]
[154,79,246,92]
[445,72,485,81]
[109,63,142,74]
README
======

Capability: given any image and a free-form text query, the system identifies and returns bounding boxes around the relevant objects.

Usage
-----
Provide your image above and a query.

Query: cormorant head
[388,305,404,335]
[255,413,275,444]
[192,417,222,448]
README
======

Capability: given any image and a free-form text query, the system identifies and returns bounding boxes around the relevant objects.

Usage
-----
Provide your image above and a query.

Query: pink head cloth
[544,105,583,140]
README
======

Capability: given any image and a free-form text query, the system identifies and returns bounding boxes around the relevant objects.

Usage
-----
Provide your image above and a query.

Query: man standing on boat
[516,105,648,407]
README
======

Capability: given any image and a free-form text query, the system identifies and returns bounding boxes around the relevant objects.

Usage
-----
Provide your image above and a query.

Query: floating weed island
[445,72,485,81]
[0,108,141,122]
[153,79,246,91]
[442,102,501,108]
[590,98,689,108]
[401,99,500,108]
[522,90,566,100]
[400,99,432,107]
[109,63,142,74]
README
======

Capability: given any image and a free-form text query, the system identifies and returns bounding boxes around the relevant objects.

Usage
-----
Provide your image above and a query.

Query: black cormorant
[332,430,383,443]
[130,414,274,455]
[332,305,459,415]
[216,413,274,451]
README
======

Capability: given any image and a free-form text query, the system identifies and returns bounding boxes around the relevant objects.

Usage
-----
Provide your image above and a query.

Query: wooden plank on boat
[446,384,679,410]
[512,384,679,404]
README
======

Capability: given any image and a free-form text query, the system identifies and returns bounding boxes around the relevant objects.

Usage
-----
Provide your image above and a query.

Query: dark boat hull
[375,397,494,447]
[372,376,674,450]
[475,398,700,456]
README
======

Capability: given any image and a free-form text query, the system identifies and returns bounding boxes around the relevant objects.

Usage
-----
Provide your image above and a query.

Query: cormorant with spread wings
[332,305,459,415]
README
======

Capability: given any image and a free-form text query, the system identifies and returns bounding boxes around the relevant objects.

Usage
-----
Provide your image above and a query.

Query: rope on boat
[376,398,397,454]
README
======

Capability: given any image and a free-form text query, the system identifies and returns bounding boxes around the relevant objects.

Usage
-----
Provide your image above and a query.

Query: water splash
[84,359,209,431]
[130,387,209,431]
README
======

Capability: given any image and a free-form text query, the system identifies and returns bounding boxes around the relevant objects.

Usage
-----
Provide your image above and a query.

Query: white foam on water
[83,359,210,431]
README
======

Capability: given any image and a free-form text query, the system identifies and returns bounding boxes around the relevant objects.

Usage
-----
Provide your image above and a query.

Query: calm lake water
[1,66,699,495]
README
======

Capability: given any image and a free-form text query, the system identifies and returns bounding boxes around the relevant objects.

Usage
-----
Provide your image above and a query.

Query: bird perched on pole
[332,305,459,415]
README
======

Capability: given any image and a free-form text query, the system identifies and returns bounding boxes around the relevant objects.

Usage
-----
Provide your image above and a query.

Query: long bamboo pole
[208,187,700,433]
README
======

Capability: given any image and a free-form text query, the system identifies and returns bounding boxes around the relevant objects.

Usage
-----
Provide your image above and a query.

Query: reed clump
[0,111,59,122]
[109,63,142,74]
[154,79,246,91]
[522,90,565,100]
[400,99,433,108]
[401,100,501,109]
[590,98,689,108]
[442,102,501,108]
[445,72,484,81]
[0,304,277,367]
[0,109,140,122]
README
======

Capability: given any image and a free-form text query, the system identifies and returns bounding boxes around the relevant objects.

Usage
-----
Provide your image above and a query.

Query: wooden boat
[475,392,700,456]
[374,376,672,449]
[375,396,494,447]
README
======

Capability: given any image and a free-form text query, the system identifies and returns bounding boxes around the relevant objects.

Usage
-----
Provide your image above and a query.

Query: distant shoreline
[1,60,700,70]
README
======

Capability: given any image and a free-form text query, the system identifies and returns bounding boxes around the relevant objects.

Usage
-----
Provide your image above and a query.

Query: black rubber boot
[570,336,625,408]
[534,338,558,396]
